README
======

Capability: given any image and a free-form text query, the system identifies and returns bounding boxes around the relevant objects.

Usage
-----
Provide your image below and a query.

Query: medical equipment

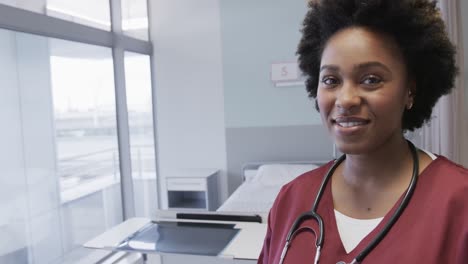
[279,141,419,264]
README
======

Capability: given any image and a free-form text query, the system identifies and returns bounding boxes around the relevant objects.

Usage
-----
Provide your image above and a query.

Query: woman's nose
[335,83,361,111]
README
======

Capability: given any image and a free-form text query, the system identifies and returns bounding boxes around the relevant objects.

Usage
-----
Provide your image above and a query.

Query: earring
[407,101,413,110]
[407,90,414,110]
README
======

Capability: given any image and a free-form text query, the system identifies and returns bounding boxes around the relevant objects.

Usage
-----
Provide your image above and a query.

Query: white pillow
[243,169,258,182]
[253,164,318,186]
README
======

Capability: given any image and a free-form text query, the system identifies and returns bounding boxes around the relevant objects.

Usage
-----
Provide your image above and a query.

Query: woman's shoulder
[421,156,468,201]
[427,156,468,181]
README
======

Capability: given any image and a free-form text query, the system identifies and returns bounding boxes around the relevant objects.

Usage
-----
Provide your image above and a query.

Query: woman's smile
[332,116,371,137]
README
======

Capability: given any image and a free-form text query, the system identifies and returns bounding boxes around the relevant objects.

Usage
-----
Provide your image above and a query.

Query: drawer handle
[170,182,202,186]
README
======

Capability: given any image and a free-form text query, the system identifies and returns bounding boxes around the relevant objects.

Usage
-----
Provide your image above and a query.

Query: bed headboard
[225,124,334,195]
[241,160,329,182]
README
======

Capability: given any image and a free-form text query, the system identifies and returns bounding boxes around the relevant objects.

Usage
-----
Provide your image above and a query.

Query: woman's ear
[406,80,416,110]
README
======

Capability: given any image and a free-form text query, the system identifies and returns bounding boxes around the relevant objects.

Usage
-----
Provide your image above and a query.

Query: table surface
[84,216,267,260]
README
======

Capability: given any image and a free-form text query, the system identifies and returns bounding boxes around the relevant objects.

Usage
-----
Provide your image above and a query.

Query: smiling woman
[318,28,411,155]
[258,1,468,264]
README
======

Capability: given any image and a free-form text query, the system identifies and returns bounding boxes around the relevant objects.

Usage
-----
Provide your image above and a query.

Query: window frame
[0,0,159,221]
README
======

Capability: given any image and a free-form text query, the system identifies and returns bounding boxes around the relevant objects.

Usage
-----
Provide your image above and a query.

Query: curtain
[420,0,466,165]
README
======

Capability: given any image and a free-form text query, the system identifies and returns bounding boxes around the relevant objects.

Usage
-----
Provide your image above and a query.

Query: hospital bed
[217,162,325,216]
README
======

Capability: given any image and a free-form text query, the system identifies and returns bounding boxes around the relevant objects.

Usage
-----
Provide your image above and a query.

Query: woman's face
[317,27,413,154]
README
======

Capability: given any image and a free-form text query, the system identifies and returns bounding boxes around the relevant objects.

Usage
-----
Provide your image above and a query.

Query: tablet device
[116,221,240,256]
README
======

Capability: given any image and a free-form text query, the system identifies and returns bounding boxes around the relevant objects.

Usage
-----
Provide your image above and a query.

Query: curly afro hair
[297,0,457,131]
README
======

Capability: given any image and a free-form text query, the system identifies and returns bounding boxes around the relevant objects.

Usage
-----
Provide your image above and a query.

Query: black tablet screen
[117,221,239,256]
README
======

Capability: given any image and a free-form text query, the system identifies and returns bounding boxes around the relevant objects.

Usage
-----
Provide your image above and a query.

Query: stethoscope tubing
[279,140,419,264]
[354,140,419,262]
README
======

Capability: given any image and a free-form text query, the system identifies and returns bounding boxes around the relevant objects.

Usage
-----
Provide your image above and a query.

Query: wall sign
[270,61,305,87]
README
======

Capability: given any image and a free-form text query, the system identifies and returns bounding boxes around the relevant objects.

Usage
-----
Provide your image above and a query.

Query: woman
[258,0,467,263]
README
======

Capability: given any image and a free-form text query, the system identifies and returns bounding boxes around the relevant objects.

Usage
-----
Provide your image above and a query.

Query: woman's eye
[361,75,383,85]
[321,76,340,86]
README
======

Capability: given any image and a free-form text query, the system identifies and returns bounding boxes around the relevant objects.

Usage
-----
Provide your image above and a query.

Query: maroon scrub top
[258,156,468,264]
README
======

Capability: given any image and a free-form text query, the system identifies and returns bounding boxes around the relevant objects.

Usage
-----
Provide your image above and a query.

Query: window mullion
[110,0,135,220]
[146,0,162,210]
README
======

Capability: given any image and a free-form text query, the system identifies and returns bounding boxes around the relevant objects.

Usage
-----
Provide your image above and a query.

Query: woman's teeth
[336,121,366,127]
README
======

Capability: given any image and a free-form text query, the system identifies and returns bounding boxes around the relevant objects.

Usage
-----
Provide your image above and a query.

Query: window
[0,2,155,263]
[49,39,124,262]
[0,29,124,263]
[47,0,111,30]
[122,0,149,40]
[124,52,157,217]
[0,0,46,13]
[0,0,111,30]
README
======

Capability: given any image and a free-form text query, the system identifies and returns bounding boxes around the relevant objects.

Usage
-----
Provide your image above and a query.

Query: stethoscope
[279,141,419,264]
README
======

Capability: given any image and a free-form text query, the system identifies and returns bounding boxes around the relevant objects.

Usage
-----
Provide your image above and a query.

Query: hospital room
[1,0,467,263]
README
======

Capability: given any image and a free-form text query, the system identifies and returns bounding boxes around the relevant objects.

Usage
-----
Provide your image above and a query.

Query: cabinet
[165,169,219,211]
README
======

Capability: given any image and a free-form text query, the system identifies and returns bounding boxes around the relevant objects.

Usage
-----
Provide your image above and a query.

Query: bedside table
[165,169,219,211]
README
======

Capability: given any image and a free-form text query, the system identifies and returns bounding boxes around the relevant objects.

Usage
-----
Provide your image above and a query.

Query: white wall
[220,0,317,128]
[149,0,228,205]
